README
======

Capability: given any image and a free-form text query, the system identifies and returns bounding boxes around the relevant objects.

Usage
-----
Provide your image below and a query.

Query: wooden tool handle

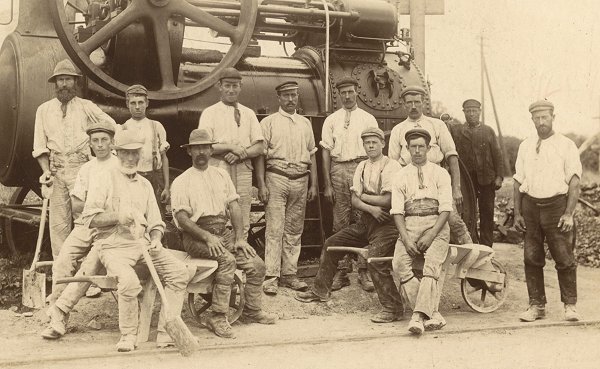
[141,247,170,315]
[29,198,49,272]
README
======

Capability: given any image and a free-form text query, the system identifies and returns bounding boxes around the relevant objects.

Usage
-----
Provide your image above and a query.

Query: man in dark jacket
[453,99,504,246]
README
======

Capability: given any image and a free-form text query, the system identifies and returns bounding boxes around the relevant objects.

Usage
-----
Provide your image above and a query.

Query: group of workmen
[35,58,582,351]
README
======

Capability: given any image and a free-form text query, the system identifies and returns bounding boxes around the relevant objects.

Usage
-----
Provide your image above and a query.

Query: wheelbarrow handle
[367,256,393,264]
[326,246,369,259]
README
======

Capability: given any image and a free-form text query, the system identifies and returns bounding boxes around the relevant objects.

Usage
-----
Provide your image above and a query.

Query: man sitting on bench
[50,129,190,352]
[170,129,277,339]
[295,127,404,323]
[391,128,452,335]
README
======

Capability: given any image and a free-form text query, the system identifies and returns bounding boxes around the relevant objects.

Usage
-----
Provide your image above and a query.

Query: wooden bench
[55,249,245,343]
[327,243,508,313]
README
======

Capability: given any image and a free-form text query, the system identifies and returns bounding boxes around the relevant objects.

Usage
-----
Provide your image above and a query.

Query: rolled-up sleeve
[388,126,401,161]
[80,176,110,228]
[223,170,241,204]
[306,121,317,155]
[381,160,401,194]
[157,123,170,153]
[564,140,583,182]
[438,122,459,159]
[170,177,193,229]
[32,105,50,158]
[198,108,215,139]
[350,161,365,196]
[249,112,265,145]
[260,117,272,156]
[437,169,453,213]
[390,177,406,215]
[319,117,335,151]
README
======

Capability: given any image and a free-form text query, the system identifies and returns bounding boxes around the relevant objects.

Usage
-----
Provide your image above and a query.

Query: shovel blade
[22,269,47,309]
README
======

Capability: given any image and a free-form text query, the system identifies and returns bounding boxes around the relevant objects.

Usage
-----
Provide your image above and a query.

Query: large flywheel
[48,0,258,100]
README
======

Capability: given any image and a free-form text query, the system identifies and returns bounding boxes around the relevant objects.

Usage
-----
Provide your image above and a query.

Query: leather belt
[195,215,229,236]
[404,210,439,217]
[266,167,309,180]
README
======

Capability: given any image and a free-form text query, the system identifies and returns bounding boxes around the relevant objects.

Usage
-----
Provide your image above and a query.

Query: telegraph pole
[480,34,485,123]
[409,0,426,73]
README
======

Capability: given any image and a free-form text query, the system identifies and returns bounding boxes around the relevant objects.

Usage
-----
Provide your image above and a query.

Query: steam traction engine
[0,0,477,257]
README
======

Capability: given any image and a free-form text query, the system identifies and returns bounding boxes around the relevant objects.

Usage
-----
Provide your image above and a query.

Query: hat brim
[48,72,82,83]
[113,143,144,150]
[180,140,218,148]
[361,133,384,140]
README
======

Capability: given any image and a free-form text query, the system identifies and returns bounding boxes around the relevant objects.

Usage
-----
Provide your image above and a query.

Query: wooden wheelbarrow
[328,243,509,313]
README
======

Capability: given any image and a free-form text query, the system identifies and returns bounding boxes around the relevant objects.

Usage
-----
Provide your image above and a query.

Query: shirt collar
[343,104,358,113]
[278,107,297,119]
[408,115,424,125]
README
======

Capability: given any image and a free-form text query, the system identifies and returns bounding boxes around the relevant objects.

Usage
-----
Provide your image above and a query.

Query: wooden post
[409,0,426,73]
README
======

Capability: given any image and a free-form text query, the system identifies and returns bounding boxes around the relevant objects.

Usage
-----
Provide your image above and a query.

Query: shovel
[141,246,199,356]
[22,196,49,309]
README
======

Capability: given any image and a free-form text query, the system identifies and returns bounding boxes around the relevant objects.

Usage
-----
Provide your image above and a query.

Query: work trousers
[264,171,308,278]
[522,194,577,305]
[48,165,81,258]
[182,229,265,314]
[392,215,450,319]
[98,241,189,336]
[448,201,472,245]
[54,246,104,314]
[472,180,496,247]
[311,214,403,314]
[50,225,95,303]
[330,161,366,269]
[211,159,253,241]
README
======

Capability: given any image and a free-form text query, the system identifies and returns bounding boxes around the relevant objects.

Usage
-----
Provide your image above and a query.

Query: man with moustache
[198,68,265,241]
[320,77,379,292]
[453,99,504,246]
[257,81,318,295]
[42,119,119,339]
[121,84,171,217]
[77,129,189,352]
[171,129,277,339]
[388,86,472,245]
[33,59,116,258]
[513,100,582,322]
[391,128,452,335]
[296,127,404,323]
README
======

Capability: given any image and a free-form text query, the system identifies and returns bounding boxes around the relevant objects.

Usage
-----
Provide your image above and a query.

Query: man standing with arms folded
[257,81,318,295]
[295,127,404,322]
[320,77,379,292]
[514,100,582,322]
[33,59,116,258]
[388,86,472,245]
[453,99,504,247]
[198,67,265,241]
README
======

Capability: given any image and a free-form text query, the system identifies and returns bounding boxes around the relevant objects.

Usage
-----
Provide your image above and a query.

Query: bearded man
[32,59,116,258]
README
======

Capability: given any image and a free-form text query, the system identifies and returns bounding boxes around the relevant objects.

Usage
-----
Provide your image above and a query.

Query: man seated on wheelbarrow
[47,129,190,352]
[170,129,277,339]
[295,127,404,323]
[391,128,452,335]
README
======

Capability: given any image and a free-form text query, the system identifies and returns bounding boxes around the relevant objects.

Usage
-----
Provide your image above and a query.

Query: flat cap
[112,129,145,150]
[220,67,242,81]
[275,81,299,93]
[462,99,481,109]
[48,59,81,83]
[335,76,358,89]
[361,127,385,141]
[181,129,218,147]
[528,100,554,113]
[126,84,148,96]
[86,119,116,136]
[405,127,431,145]
[400,85,427,99]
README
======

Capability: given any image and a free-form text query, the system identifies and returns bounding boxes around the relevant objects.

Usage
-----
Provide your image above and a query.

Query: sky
[2,0,600,139]
[415,0,600,139]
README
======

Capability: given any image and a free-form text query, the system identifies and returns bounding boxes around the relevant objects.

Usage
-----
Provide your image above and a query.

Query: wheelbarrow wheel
[460,259,509,313]
[187,273,245,326]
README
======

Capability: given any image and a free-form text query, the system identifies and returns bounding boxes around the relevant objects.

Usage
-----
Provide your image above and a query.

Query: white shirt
[171,166,240,228]
[388,115,458,166]
[121,118,170,172]
[391,161,453,215]
[513,133,582,198]
[351,156,401,196]
[319,107,379,161]
[71,155,119,223]
[261,108,317,167]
